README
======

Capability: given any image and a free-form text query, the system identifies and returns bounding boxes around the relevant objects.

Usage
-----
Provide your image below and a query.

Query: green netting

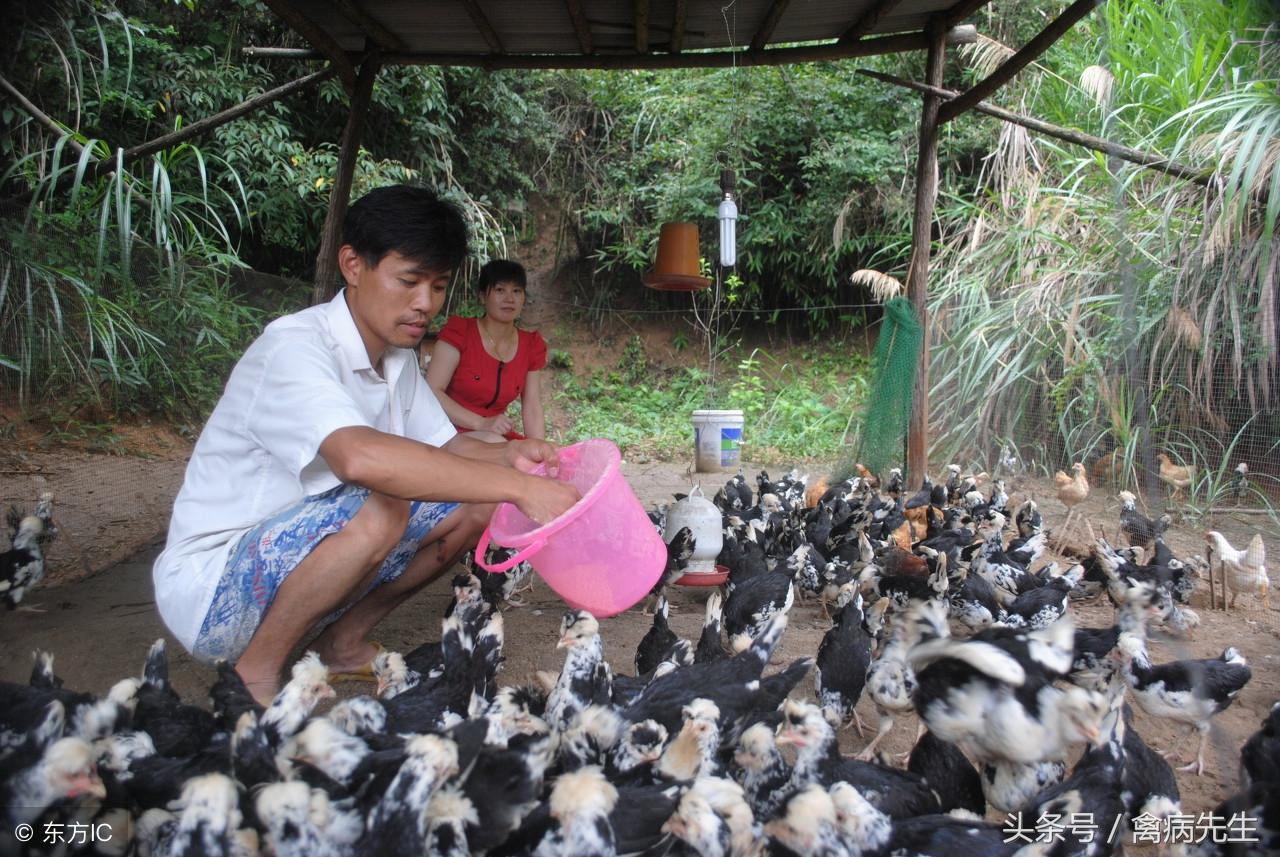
[852,296,922,477]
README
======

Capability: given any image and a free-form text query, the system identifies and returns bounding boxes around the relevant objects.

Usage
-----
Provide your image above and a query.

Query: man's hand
[517,473,581,526]
[482,414,515,436]
[505,438,562,478]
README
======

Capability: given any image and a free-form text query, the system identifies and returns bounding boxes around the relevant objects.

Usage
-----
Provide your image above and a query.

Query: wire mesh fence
[925,313,1280,541]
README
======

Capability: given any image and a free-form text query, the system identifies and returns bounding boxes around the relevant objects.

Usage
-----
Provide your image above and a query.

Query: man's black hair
[342,185,469,272]
[477,259,527,293]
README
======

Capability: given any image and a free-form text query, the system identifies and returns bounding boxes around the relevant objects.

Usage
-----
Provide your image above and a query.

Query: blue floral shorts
[191,484,458,664]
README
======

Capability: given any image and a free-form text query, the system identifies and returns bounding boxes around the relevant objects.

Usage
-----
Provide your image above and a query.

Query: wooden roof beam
[839,0,906,45]
[750,0,791,52]
[260,0,356,88]
[670,0,687,54]
[326,0,406,52]
[459,0,506,54]
[938,0,1103,123]
[635,0,650,54]
[860,68,1211,186]
[565,0,593,54]
[244,27,977,69]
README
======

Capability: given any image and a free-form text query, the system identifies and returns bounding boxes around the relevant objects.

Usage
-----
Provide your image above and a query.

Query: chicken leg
[856,709,895,761]
[1053,510,1077,551]
[1176,723,1211,776]
[505,574,536,607]
[842,709,868,738]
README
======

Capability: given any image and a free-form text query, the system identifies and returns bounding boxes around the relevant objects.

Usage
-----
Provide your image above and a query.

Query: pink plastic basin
[474,438,666,616]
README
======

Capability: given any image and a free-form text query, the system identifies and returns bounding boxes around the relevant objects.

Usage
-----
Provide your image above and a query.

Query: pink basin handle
[473,526,545,573]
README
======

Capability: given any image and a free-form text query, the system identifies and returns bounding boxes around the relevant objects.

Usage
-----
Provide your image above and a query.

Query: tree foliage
[0,0,559,418]
[545,64,922,323]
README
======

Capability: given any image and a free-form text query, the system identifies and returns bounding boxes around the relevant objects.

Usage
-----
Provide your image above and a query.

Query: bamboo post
[905,19,945,490]
[2,67,337,205]
[0,74,87,156]
[312,58,380,305]
[1206,545,1220,610]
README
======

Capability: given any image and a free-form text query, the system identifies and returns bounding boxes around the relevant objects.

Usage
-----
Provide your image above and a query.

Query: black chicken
[1,492,56,611]
[775,699,943,819]
[624,612,792,735]
[723,561,796,651]
[694,590,731,664]
[1118,632,1252,775]
[814,587,872,733]
[645,527,696,610]
[132,639,217,759]
[907,728,985,816]
[1118,489,1171,548]
[635,595,686,675]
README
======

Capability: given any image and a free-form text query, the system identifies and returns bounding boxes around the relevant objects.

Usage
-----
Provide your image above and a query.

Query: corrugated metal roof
[270,0,989,65]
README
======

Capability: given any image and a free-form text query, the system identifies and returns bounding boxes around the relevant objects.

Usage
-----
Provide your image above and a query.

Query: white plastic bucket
[692,409,744,472]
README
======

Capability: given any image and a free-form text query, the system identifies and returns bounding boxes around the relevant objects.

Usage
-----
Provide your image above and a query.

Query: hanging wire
[722,0,745,152]
[689,0,744,406]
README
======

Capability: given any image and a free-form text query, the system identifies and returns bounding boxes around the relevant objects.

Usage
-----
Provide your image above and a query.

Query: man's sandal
[328,641,386,683]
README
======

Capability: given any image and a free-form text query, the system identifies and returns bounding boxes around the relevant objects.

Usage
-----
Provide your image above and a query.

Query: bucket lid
[692,409,744,418]
[488,438,621,547]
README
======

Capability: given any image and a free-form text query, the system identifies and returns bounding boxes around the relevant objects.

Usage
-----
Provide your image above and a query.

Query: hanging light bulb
[718,168,737,268]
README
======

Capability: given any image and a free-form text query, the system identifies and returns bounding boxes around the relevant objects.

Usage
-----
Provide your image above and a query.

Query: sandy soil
[0,426,191,588]
[1,454,1277,854]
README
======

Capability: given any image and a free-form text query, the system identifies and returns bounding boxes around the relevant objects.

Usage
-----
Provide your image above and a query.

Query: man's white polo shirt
[153,289,456,650]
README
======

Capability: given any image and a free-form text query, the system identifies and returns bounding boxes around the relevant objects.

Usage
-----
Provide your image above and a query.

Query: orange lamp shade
[643,222,711,291]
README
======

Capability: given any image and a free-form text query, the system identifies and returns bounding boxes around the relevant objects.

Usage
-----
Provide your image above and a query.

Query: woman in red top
[427,259,547,441]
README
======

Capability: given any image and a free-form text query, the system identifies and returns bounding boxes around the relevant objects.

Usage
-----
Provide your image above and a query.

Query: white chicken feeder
[663,485,723,575]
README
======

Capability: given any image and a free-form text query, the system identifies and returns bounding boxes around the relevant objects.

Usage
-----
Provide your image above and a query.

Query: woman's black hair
[477,259,527,293]
[342,185,469,272]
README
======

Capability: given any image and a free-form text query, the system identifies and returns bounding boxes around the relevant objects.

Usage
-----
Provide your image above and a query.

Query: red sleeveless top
[436,316,547,429]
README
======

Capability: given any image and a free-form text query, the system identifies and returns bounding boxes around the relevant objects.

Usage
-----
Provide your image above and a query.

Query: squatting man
[153,185,579,702]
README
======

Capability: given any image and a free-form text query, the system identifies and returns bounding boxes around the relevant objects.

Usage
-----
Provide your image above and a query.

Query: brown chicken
[1157,453,1195,502]
[853,463,880,490]
[903,504,942,535]
[879,544,929,578]
[1088,449,1122,486]
[805,476,830,509]
[888,519,916,552]
[1053,462,1093,547]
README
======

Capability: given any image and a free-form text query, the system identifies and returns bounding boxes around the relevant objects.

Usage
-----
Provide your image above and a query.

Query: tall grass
[927,0,1278,510]
[0,1,272,419]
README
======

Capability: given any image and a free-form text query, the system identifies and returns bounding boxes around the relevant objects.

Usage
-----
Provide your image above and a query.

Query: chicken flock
[1,468,1277,857]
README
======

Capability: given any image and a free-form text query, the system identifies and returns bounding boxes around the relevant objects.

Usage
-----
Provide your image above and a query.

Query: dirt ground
[1,449,1277,851]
